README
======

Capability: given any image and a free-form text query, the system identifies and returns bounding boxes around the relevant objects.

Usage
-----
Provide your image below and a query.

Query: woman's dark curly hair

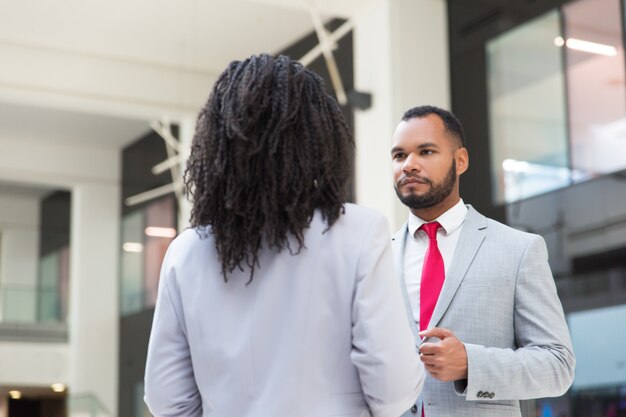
[184,54,354,282]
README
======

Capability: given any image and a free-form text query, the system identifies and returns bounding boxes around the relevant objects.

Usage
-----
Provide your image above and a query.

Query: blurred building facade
[0,0,624,416]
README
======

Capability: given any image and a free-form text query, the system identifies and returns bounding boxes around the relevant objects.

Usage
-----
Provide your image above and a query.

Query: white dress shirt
[403,199,468,327]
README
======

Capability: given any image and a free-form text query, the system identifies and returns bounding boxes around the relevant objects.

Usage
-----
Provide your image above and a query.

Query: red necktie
[419,222,444,332]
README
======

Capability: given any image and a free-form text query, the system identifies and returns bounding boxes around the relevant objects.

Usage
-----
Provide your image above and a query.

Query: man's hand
[418,327,468,382]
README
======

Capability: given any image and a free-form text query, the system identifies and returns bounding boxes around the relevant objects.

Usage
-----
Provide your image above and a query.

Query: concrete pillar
[68,182,119,414]
[177,116,196,231]
[353,0,450,230]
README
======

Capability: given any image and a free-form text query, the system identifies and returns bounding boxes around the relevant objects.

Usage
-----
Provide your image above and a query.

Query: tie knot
[420,221,441,240]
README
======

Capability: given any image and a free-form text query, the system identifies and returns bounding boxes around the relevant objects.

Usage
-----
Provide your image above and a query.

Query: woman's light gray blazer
[145,203,424,417]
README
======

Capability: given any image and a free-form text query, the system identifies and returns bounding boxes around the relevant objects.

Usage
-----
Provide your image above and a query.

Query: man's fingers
[418,342,438,354]
[419,327,454,340]
[419,352,436,365]
[423,361,438,373]
[419,341,448,356]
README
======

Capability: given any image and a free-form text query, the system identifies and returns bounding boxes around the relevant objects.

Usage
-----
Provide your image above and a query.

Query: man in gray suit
[390,105,575,417]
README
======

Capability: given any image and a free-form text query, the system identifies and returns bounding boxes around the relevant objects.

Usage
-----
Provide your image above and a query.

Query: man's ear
[455,147,469,176]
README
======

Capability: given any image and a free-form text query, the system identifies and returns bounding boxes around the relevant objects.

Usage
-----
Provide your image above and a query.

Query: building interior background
[0,0,625,416]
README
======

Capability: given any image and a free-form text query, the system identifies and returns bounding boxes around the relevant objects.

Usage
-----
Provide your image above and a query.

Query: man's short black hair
[402,105,465,147]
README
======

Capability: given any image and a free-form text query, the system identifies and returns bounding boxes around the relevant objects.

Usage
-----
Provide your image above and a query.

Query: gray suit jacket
[144,204,424,417]
[393,205,575,417]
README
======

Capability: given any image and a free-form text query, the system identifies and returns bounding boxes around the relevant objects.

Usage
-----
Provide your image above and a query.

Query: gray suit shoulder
[484,216,541,241]
[465,205,544,255]
[474,210,545,253]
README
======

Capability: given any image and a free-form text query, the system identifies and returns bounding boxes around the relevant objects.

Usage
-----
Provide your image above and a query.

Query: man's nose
[402,153,421,173]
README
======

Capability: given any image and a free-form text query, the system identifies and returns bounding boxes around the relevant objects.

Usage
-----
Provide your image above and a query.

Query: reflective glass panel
[120,196,176,316]
[121,211,144,315]
[564,0,626,179]
[487,11,570,203]
[38,248,64,322]
[569,304,626,390]
[143,197,175,309]
[135,382,153,417]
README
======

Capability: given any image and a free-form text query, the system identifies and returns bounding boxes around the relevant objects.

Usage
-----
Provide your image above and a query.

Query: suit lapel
[428,206,487,330]
[392,223,420,343]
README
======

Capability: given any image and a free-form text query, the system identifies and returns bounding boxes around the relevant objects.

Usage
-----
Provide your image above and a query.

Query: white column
[353,0,398,224]
[177,116,196,231]
[68,182,119,415]
[353,0,450,230]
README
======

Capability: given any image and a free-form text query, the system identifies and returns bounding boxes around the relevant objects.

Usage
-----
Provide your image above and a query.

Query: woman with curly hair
[144,54,423,417]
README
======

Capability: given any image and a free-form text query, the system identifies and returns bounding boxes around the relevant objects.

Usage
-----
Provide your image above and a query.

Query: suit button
[411,405,418,414]
[477,391,484,398]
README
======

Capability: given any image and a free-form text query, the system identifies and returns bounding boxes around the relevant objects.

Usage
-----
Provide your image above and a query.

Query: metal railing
[0,284,67,342]
[0,284,65,324]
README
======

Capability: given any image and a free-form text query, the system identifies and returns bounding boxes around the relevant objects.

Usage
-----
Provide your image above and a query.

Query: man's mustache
[398,175,432,187]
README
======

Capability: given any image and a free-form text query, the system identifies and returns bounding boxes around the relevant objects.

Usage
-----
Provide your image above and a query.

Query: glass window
[58,245,69,321]
[37,245,69,322]
[2,238,60,324]
[134,382,153,417]
[38,250,59,322]
[120,196,176,316]
[121,211,145,315]
[568,304,626,390]
[487,11,570,204]
[2,285,35,323]
[143,197,176,309]
[563,0,626,179]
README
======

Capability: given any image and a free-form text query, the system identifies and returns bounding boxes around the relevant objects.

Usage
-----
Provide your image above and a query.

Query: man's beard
[395,160,456,210]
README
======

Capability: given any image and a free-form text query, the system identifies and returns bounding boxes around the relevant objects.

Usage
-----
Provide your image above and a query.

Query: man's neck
[410,196,462,222]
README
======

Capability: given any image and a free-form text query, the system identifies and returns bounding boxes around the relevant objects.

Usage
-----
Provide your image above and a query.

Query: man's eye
[393,153,405,160]
[421,149,434,155]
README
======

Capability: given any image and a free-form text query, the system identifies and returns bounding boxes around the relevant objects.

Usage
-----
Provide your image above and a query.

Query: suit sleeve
[144,244,202,417]
[350,214,425,417]
[458,234,575,400]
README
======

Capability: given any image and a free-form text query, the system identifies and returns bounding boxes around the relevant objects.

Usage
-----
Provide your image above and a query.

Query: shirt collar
[408,199,468,239]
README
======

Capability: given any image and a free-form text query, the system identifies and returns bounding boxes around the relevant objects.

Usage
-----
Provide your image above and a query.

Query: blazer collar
[393,205,488,342]
[428,205,487,331]
[391,221,420,343]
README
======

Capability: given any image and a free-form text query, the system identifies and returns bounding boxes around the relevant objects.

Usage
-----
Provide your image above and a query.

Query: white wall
[0,342,69,385]
[353,0,450,230]
[0,132,122,413]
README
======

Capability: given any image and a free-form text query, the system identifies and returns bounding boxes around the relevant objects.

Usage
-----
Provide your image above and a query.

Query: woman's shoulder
[324,203,390,239]
[165,226,213,260]
[342,203,386,220]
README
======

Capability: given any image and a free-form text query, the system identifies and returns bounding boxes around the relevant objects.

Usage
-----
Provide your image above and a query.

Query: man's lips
[399,177,430,186]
